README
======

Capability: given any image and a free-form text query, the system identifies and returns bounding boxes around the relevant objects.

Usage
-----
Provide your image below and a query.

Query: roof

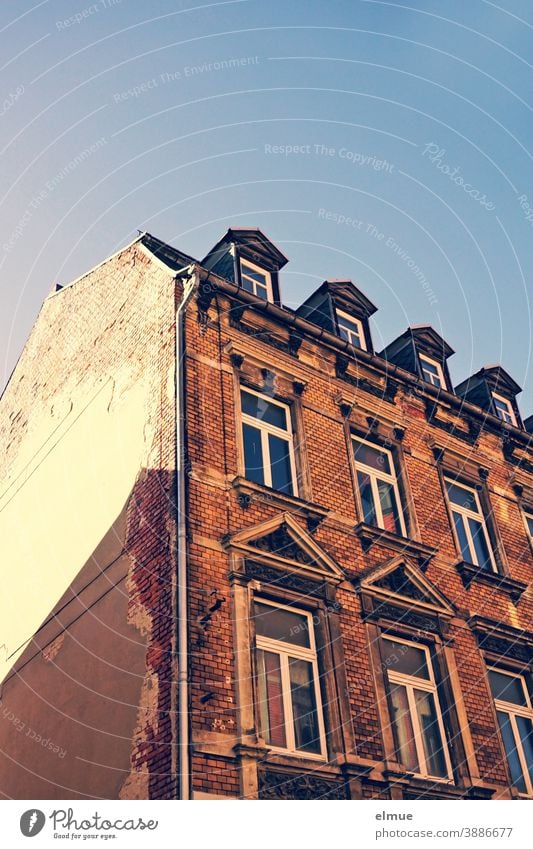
[141,232,197,271]
[455,365,522,398]
[298,279,378,318]
[201,227,289,270]
[380,325,454,361]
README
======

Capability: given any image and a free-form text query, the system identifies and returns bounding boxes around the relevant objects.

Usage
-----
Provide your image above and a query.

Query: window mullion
[261,427,272,487]
[393,478,407,536]
[406,684,427,776]
[461,509,477,564]
[434,690,453,779]
[370,474,384,527]
[280,653,295,752]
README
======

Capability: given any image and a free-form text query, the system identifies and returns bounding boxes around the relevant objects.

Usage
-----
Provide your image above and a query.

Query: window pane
[389,683,419,772]
[526,515,533,539]
[289,658,321,754]
[377,479,403,536]
[254,603,310,648]
[255,281,268,299]
[414,689,448,777]
[241,276,254,294]
[489,670,527,706]
[468,517,493,571]
[452,511,472,562]
[382,639,430,680]
[422,360,439,377]
[516,716,533,785]
[268,434,294,495]
[242,263,267,286]
[497,711,526,793]
[337,313,363,347]
[446,480,479,512]
[353,440,391,474]
[241,390,287,429]
[357,471,377,526]
[256,649,287,748]
[242,423,264,486]
[493,397,513,423]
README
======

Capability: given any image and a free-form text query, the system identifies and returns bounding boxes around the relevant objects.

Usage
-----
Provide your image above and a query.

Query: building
[0,227,532,801]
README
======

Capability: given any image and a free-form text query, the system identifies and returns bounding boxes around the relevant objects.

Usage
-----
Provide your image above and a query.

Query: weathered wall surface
[0,241,178,799]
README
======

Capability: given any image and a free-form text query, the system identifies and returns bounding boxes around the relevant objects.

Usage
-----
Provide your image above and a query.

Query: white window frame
[419,353,446,389]
[523,510,533,551]
[444,477,497,572]
[384,635,453,781]
[254,598,327,760]
[352,435,407,537]
[240,386,298,495]
[492,392,517,426]
[336,309,366,350]
[239,258,273,302]
[489,667,533,797]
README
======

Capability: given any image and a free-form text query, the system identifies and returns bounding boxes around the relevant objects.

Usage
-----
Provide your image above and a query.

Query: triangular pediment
[359,555,454,615]
[225,513,343,582]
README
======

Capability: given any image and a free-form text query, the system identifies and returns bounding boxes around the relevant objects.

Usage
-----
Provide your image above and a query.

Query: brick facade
[0,229,531,800]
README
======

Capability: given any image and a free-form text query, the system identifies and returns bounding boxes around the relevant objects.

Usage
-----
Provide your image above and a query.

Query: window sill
[231,475,329,531]
[354,522,438,569]
[455,561,527,604]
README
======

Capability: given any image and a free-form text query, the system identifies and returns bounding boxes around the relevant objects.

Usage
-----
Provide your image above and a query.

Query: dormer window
[419,353,446,389]
[492,392,517,426]
[240,259,272,301]
[336,310,366,350]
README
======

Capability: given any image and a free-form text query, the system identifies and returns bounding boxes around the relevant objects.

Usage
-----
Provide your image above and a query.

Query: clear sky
[1,0,532,414]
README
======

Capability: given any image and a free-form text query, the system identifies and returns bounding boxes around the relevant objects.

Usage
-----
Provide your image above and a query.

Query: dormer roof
[455,365,522,399]
[380,325,454,363]
[202,227,288,272]
[299,279,377,320]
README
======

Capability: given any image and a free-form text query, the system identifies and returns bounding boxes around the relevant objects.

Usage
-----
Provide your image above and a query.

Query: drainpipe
[174,263,199,800]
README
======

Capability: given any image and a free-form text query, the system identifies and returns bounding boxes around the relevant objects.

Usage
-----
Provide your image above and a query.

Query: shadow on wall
[0,469,177,800]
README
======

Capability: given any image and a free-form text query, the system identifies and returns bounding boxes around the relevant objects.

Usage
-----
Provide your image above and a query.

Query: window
[253,599,326,758]
[492,393,517,426]
[241,387,297,495]
[382,636,452,780]
[352,436,406,536]
[419,353,446,389]
[524,511,533,548]
[444,478,497,572]
[336,310,366,350]
[240,259,272,301]
[488,668,533,795]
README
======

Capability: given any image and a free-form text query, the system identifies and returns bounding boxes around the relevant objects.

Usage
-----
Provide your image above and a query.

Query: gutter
[174,263,199,800]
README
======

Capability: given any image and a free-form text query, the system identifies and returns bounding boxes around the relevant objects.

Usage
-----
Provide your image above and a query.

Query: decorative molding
[364,601,442,634]
[258,769,348,800]
[222,340,309,386]
[335,355,398,404]
[230,476,329,530]
[355,554,455,618]
[229,352,244,369]
[223,507,343,583]
[353,522,437,569]
[244,560,327,598]
[424,399,480,445]
[468,616,533,664]
[455,561,527,604]
[288,329,304,357]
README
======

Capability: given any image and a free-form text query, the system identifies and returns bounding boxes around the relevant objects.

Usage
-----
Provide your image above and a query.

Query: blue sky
[1,0,533,413]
